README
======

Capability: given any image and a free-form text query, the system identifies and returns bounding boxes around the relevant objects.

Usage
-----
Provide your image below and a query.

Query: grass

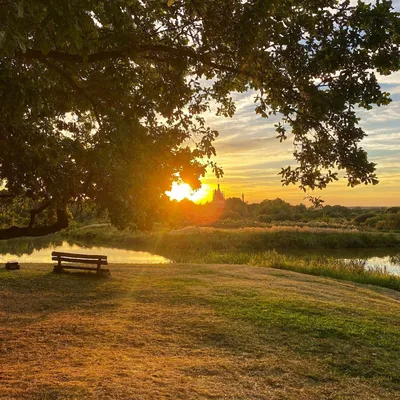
[172,250,400,292]
[62,225,400,254]
[1,263,400,399]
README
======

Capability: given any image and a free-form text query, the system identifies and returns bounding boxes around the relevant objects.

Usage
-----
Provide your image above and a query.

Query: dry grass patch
[0,264,399,399]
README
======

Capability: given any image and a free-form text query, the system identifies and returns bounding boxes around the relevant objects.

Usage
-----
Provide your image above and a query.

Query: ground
[0,263,399,400]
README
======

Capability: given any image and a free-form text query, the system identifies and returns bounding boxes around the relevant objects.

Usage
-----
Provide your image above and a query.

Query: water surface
[285,248,400,276]
[1,237,399,275]
[0,241,170,264]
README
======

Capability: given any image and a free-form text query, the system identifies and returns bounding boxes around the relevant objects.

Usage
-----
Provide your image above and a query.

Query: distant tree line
[158,197,400,231]
[3,196,398,233]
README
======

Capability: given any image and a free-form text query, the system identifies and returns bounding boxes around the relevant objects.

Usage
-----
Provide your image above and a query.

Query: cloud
[358,101,400,123]
[214,136,278,153]
[377,71,400,85]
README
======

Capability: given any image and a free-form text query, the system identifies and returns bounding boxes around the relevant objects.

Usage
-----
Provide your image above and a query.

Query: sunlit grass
[1,264,399,399]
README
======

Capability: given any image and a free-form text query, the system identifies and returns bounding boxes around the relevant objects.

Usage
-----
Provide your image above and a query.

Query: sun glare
[166,182,211,203]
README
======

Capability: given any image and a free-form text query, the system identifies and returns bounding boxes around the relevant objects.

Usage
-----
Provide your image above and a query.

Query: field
[1,263,400,399]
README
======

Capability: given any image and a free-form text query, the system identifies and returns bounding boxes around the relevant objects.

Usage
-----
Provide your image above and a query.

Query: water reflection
[0,239,170,264]
[354,255,400,276]
[285,248,400,275]
[0,237,63,257]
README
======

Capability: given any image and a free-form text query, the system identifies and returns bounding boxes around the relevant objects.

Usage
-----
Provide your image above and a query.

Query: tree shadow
[0,268,120,321]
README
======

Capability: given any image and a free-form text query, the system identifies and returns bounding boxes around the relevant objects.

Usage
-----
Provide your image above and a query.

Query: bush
[365,213,400,231]
[386,207,400,214]
[353,213,376,224]
[219,211,242,221]
[258,214,272,223]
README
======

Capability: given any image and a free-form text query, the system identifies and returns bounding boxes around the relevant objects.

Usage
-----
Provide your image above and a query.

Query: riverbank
[172,250,400,291]
[63,225,400,253]
[1,225,400,291]
[59,226,400,291]
[1,263,399,399]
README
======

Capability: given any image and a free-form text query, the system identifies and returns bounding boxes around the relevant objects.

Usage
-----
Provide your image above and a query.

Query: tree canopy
[0,0,399,238]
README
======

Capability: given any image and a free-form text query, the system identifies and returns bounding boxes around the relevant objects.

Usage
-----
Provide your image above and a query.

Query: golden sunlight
[166,182,211,203]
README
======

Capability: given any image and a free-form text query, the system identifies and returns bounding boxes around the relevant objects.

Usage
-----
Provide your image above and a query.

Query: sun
[166,182,211,203]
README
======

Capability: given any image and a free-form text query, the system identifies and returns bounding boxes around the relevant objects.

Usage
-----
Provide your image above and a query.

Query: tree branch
[21,44,250,77]
[0,208,69,240]
[28,200,52,228]
[29,54,103,126]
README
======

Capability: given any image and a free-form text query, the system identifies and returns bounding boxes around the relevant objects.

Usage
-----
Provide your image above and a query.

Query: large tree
[0,0,399,238]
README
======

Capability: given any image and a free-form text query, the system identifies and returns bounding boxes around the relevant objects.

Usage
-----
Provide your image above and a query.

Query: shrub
[258,214,272,223]
[219,211,242,221]
[353,213,376,224]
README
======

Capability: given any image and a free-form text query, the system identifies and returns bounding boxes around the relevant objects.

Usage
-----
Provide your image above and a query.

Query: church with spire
[212,184,225,211]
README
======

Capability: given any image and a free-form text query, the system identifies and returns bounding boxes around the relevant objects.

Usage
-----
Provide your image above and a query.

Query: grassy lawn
[1,264,400,399]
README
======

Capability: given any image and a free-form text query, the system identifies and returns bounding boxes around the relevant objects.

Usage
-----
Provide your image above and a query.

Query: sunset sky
[198,0,400,207]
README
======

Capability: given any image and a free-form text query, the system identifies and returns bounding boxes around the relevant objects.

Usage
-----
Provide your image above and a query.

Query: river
[0,237,399,275]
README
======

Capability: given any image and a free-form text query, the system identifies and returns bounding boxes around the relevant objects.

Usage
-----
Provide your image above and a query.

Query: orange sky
[198,71,400,207]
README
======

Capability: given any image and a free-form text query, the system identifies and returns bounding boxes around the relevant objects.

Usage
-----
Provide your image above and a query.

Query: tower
[212,183,225,212]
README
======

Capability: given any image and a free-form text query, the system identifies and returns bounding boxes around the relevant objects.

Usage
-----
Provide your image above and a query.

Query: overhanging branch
[0,208,69,240]
[28,200,52,228]
[28,55,103,126]
[21,44,251,77]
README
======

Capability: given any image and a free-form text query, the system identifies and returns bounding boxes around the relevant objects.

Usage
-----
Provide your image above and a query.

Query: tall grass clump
[249,251,400,291]
[173,250,400,292]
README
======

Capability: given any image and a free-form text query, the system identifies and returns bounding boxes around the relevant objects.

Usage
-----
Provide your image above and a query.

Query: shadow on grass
[0,268,120,318]
[0,266,15,274]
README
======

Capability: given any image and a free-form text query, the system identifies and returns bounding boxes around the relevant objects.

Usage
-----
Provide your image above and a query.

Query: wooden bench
[52,251,109,275]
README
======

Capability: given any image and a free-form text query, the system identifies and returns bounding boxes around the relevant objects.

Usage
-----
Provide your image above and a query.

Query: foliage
[224,197,247,217]
[365,211,400,231]
[218,210,242,220]
[257,214,273,223]
[0,0,399,237]
[353,213,377,224]
[159,195,396,230]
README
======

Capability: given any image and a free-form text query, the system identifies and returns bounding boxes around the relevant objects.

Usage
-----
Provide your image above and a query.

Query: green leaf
[167,0,176,6]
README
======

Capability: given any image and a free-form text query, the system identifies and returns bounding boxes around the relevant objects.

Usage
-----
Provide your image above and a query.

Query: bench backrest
[52,251,108,265]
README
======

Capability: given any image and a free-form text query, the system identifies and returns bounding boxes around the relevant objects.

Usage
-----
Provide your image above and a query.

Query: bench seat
[52,251,109,275]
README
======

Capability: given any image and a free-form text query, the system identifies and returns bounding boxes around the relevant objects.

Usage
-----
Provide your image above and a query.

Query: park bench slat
[60,265,110,272]
[52,251,107,260]
[51,256,108,265]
